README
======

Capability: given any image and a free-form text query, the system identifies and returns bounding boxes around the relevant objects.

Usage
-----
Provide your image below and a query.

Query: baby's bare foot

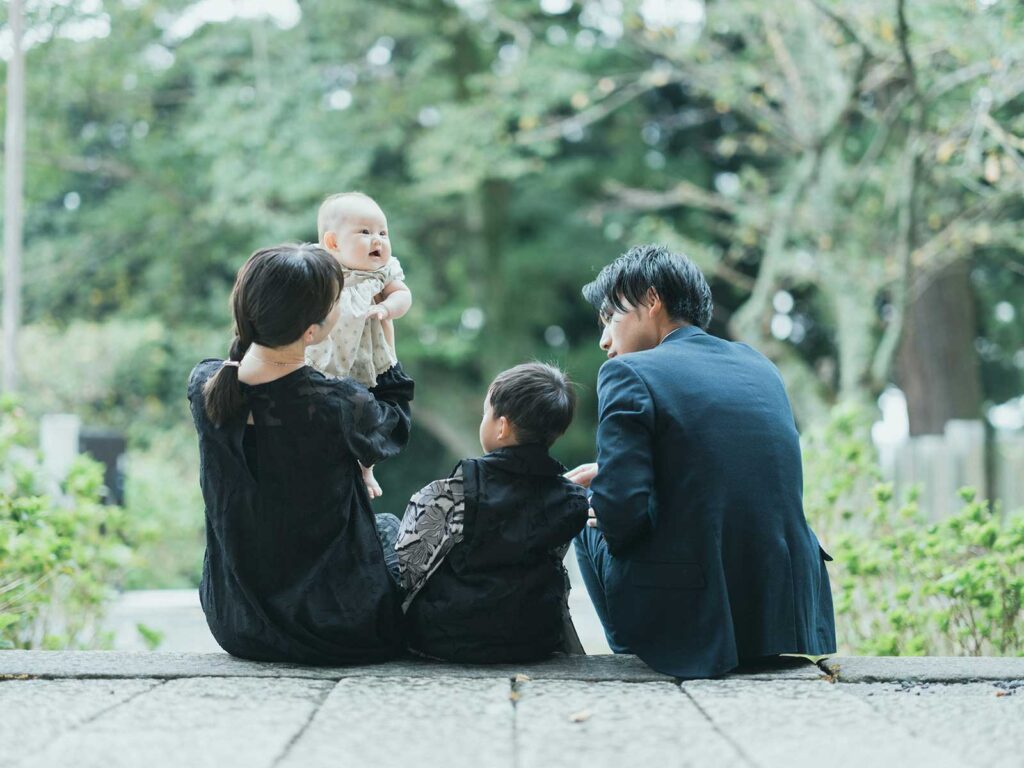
[362,464,383,499]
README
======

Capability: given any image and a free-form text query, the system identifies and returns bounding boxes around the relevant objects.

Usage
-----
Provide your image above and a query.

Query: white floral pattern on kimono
[394,465,465,611]
[306,257,405,387]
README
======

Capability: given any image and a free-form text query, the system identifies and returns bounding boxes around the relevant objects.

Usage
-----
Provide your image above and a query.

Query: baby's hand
[366,304,390,321]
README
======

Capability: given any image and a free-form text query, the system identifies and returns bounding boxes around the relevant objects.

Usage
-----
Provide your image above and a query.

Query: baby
[306,192,412,498]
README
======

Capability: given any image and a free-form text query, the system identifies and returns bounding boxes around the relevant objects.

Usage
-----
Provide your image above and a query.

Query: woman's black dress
[187,360,414,664]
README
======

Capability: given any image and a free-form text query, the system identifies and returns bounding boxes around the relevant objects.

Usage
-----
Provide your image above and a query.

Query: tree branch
[908,191,1019,300]
[807,0,877,59]
[870,0,925,389]
[515,75,665,145]
[596,179,739,216]
[762,9,814,140]
[729,152,818,347]
[411,402,478,459]
[896,0,920,98]
[28,152,135,180]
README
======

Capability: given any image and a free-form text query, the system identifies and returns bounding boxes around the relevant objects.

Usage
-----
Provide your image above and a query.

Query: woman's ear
[303,323,320,344]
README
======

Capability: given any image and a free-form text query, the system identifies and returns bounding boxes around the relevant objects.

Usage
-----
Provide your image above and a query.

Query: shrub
[0,397,136,649]
[803,405,1024,656]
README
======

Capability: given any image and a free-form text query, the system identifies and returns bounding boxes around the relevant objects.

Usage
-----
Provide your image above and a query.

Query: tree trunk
[2,0,25,393]
[897,261,983,435]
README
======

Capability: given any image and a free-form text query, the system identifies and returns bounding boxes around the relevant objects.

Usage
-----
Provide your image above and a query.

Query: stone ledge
[0,651,824,683]
[822,656,1024,683]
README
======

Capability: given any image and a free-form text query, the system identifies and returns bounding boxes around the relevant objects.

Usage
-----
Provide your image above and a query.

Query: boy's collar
[479,443,567,476]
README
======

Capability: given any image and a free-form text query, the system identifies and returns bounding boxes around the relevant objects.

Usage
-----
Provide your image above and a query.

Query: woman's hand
[565,462,598,488]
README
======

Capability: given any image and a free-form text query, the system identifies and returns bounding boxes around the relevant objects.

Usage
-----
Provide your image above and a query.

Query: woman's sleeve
[337,363,415,467]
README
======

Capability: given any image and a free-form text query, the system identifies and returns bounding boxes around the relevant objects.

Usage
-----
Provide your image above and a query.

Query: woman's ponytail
[203,329,252,426]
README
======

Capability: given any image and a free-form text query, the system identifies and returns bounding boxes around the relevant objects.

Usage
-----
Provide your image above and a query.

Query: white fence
[879,419,1024,519]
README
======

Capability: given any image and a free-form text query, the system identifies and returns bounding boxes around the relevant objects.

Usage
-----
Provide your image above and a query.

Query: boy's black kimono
[397,444,589,663]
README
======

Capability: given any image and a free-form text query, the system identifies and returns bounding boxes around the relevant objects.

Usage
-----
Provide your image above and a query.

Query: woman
[187,243,413,664]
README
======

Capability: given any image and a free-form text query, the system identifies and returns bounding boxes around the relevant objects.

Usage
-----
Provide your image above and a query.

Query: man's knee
[575,523,607,561]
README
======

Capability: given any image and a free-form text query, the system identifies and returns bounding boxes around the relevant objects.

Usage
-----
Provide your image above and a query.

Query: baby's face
[325,197,391,272]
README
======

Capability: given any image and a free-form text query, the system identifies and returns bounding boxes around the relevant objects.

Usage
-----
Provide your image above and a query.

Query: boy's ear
[497,416,512,441]
[323,231,338,251]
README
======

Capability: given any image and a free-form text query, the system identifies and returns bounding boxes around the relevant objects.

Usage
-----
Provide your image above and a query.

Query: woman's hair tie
[222,360,241,369]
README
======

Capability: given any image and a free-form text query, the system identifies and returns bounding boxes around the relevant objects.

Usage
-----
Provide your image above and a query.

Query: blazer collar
[660,324,706,345]
[480,444,567,476]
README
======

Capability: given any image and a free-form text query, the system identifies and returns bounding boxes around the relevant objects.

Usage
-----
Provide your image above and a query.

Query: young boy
[395,362,590,663]
[306,192,412,498]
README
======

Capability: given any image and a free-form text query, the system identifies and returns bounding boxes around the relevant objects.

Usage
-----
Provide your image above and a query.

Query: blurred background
[1,0,1022,656]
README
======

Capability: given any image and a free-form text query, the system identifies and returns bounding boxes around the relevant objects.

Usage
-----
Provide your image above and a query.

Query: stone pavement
[1,652,1022,768]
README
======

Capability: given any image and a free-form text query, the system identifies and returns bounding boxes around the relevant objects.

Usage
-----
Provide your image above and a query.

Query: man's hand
[565,462,598,488]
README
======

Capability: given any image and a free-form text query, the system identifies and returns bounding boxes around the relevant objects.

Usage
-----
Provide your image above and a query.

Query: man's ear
[303,323,320,344]
[323,231,338,251]
[645,287,663,317]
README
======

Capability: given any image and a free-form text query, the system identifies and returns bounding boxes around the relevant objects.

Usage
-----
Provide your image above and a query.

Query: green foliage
[804,407,1024,656]
[0,400,136,649]
[135,622,165,651]
[3,0,1022,612]
[120,424,205,589]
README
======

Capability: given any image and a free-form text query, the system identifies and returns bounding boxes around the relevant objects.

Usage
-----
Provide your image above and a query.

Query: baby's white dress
[306,258,404,387]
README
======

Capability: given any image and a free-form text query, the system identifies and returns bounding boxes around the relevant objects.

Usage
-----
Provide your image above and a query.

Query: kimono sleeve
[395,465,466,610]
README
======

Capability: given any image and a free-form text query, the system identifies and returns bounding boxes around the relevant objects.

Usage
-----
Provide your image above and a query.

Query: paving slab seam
[819,663,1024,688]
[269,678,338,767]
[677,682,761,768]
[9,678,169,767]
[509,676,523,768]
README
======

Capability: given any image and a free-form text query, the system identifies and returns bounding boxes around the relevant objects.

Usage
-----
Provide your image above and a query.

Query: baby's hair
[317,191,376,241]
[488,362,576,447]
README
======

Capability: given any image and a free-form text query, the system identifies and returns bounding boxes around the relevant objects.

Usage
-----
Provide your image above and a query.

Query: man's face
[599,301,659,358]
[324,197,392,272]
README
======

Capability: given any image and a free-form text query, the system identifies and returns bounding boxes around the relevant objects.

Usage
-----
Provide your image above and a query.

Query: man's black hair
[488,363,576,447]
[581,244,713,329]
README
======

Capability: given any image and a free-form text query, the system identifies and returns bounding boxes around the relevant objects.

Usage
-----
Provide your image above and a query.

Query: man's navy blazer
[589,324,836,678]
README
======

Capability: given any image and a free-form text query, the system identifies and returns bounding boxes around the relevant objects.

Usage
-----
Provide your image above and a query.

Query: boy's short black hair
[582,244,713,329]
[488,363,576,447]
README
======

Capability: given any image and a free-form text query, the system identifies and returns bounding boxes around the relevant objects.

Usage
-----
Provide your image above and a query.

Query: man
[569,244,836,678]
